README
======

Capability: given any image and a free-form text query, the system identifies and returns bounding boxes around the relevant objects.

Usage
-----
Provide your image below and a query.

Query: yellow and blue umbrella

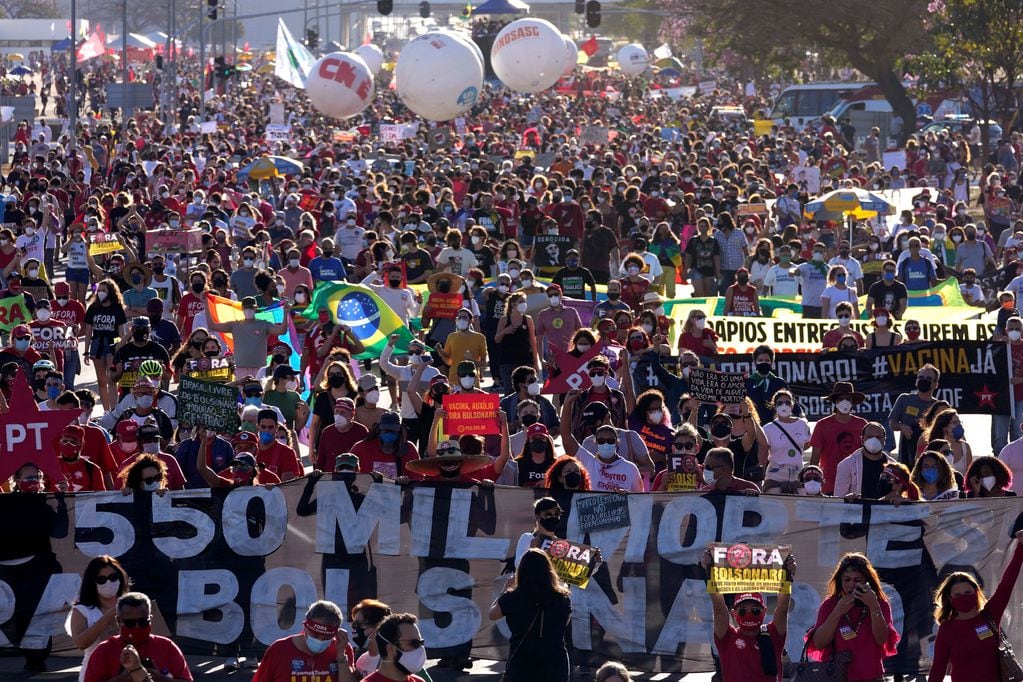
[804,188,895,222]
[237,155,304,180]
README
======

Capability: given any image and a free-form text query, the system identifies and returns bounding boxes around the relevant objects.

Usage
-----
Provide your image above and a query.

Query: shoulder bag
[791,638,851,682]
[989,616,1023,682]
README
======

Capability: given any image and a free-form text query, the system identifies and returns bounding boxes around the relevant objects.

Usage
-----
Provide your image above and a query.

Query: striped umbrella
[803,188,895,222]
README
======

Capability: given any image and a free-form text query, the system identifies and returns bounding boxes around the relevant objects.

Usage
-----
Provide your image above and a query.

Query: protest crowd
[4,23,1023,682]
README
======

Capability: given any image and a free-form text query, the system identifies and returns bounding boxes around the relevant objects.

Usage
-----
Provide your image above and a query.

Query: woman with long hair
[119,453,169,494]
[809,553,899,682]
[964,456,1016,498]
[920,408,972,476]
[494,291,539,393]
[677,309,718,357]
[82,278,128,410]
[67,556,130,682]
[513,423,558,487]
[489,548,572,682]
[627,388,672,469]
[910,450,960,501]
[542,456,590,492]
[309,358,358,453]
[929,530,1023,681]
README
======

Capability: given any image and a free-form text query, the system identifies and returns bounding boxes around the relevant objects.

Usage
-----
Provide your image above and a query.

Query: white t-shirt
[828,256,864,282]
[65,604,105,682]
[821,285,857,318]
[575,447,644,492]
[998,439,1023,495]
[436,247,479,276]
[334,225,366,261]
[16,231,45,262]
[763,418,811,466]
[763,264,799,297]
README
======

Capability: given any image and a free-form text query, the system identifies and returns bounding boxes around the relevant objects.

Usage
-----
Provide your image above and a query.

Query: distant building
[0,19,87,57]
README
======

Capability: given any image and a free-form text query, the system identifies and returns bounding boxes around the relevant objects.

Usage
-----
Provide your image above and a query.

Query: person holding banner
[928,530,1023,682]
[677,310,718,358]
[809,553,899,682]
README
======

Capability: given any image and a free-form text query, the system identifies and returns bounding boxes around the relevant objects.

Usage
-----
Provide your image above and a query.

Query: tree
[911,0,1023,160]
[670,0,932,139]
[0,0,61,18]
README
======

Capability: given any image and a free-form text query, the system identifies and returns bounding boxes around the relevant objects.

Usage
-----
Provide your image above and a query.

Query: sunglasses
[60,437,81,446]
[121,618,150,628]
[588,370,607,377]
[595,438,616,445]
[437,446,461,456]
[672,441,697,451]
[681,361,698,368]
[802,477,822,484]
[775,401,792,407]
[95,574,120,585]
[736,607,762,617]
[142,474,163,485]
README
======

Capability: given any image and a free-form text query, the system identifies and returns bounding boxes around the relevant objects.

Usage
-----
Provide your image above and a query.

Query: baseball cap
[546,284,562,295]
[133,377,156,391]
[581,402,610,423]
[358,374,379,391]
[232,431,258,451]
[62,424,85,442]
[334,397,355,413]
[230,452,257,468]
[116,420,140,441]
[137,422,161,442]
[34,298,50,309]
[54,282,70,296]
[334,453,360,472]
[132,316,151,328]
[456,360,477,376]
[12,324,31,338]
[272,364,297,381]
[526,423,549,439]
[733,592,766,608]
[378,412,401,432]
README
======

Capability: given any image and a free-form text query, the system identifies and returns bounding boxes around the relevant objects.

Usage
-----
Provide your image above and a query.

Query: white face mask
[590,374,606,388]
[295,292,307,304]
[334,414,348,429]
[456,318,470,331]
[395,646,428,674]
[527,381,541,396]
[142,480,160,492]
[27,269,38,278]
[36,309,50,321]
[97,578,121,598]
[863,437,883,454]
[982,475,997,491]
[813,252,825,262]
[521,279,534,289]
[838,316,851,327]
[576,343,591,352]
[775,404,792,418]
[508,269,520,279]
[459,376,476,389]
[803,480,822,495]
[876,315,889,327]
[548,296,561,307]
[627,266,641,276]
[289,258,300,268]
[641,323,654,335]
[694,318,706,330]
[515,303,528,314]
[836,400,853,414]
[97,290,108,301]
[243,309,256,320]
[702,468,716,484]
[365,389,380,404]
[1010,330,1022,342]
[648,409,663,423]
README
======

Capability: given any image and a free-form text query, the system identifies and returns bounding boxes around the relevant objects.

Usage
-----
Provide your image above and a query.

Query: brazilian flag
[304,284,418,359]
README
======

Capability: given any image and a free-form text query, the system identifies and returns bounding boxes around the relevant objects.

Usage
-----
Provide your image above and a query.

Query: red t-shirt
[80,425,119,476]
[808,597,898,681]
[30,319,69,370]
[698,476,761,493]
[84,634,192,682]
[116,451,187,490]
[808,415,868,495]
[252,635,354,682]
[715,621,784,682]
[255,442,303,479]
[678,328,718,356]
[352,439,420,479]
[50,298,86,328]
[55,456,107,492]
[363,673,425,682]
[315,423,369,471]
[176,292,206,338]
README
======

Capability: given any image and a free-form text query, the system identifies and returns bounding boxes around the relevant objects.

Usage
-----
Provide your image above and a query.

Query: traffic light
[207,0,218,20]
[585,0,600,27]
[377,0,392,14]
[575,0,584,13]
[419,1,430,17]
[306,28,319,49]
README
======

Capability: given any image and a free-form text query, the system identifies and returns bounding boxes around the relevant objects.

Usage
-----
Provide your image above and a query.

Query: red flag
[243,41,250,52]
[542,341,602,394]
[580,35,598,57]
[77,31,106,63]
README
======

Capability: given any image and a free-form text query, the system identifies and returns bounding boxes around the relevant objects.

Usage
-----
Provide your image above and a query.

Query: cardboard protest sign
[707,542,792,594]
[686,368,747,404]
[428,127,452,151]
[0,295,30,332]
[422,292,463,320]
[264,124,292,142]
[117,359,147,389]
[665,452,702,492]
[737,203,768,216]
[146,228,204,254]
[576,493,631,533]
[442,393,500,435]
[185,356,233,383]
[178,375,241,434]
[544,538,596,588]
[88,232,123,255]
[200,120,218,134]
[542,342,602,394]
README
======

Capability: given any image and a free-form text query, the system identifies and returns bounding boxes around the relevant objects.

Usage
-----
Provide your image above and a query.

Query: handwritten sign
[185,356,233,383]
[422,292,463,320]
[686,368,747,404]
[87,232,123,255]
[264,124,292,143]
[442,393,500,435]
[178,376,240,434]
[576,493,631,533]
[146,228,204,254]
[707,542,791,594]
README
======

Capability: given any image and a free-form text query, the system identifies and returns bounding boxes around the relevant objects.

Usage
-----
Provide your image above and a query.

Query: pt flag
[303,283,417,359]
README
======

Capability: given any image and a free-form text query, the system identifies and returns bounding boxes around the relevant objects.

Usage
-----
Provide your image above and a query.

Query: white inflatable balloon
[617,43,650,76]
[562,35,577,76]
[491,18,566,93]
[436,29,484,69]
[395,31,483,121]
[354,44,384,75]
[306,51,375,120]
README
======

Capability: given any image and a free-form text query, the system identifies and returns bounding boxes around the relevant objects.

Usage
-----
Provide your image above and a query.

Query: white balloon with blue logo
[616,43,650,76]
[395,31,484,122]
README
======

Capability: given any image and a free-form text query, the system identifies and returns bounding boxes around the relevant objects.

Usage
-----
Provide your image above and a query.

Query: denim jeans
[992,397,1023,455]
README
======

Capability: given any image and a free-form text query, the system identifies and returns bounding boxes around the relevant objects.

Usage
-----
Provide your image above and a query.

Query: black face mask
[529,439,547,454]
[520,413,538,427]
[191,340,204,349]
[439,465,462,479]
[388,278,402,288]
[191,282,204,294]
[916,378,933,393]
[737,275,749,285]
[352,628,368,649]
[607,291,621,301]
[148,316,161,327]
[132,330,148,343]
[213,278,227,288]
[203,350,219,358]
[756,362,772,376]
[272,355,287,365]
[153,265,165,274]
[710,423,732,439]
[564,471,582,488]
[328,375,345,389]
[538,516,560,532]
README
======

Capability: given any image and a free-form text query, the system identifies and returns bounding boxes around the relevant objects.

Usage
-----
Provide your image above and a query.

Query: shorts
[689,270,714,281]
[65,267,90,284]
[88,337,115,358]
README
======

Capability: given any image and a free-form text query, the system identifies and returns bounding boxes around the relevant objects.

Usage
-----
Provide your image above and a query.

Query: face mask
[648,409,663,423]
[97,578,121,598]
[576,343,591,353]
[755,362,772,376]
[812,252,825,262]
[950,592,979,613]
[607,291,620,300]
[694,318,706,330]
[982,475,997,491]
[142,441,160,454]
[921,468,940,485]
[136,394,155,409]
[1010,330,1022,342]
[515,302,528,314]
[596,442,617,460]
[868,243,879,251]
[737,274,750,285]
[97,290,108,302]
[394,645,428,675]
[244,259,254,268]
[836,400,853,414]
[459,376,476,389]
[243,310,256,320]
[305,635,331,654]
[538,516,560,531]
[529,438,548,454]
[14,339,29,352]
[702,468,716,484]
[521,279,534,289]
[365,389,380,404]
[57,298,68,306]
[328,375,345,389]
[456,318,470,331]
[863,437,883,454]
[525,380,542,396]
[916,378,933,393]
[132,329,148,343]
[120,624,151,645]
[710,423,731,439]
[590,374,606,388]
[627,266,641,276]
[803,480,822,495]
[548,296,561,307]
[775,404,792,418]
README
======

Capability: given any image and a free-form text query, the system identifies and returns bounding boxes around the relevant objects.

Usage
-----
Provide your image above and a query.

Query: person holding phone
[808,553,899,682]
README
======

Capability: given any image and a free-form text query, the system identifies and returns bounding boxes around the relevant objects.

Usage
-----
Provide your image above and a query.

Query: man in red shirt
[54,423,107,492]
[358,612,428,682]
[84,592,192,682]
[698,447,762,493]
[545,189,585,240]
[30,298,70,371]
[703,582,792,682]
[175,272,209,339]
[255,409,303,480]
[315,397,369,471]
[353,412,420,479]
[253,600,355,682]
[51,281,86,388]
[810,381,869,495]
[4,324,43,367]
[111,420,141,467]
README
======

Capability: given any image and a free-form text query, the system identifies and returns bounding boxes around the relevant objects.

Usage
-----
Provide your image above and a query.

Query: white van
[765,82,873,130]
